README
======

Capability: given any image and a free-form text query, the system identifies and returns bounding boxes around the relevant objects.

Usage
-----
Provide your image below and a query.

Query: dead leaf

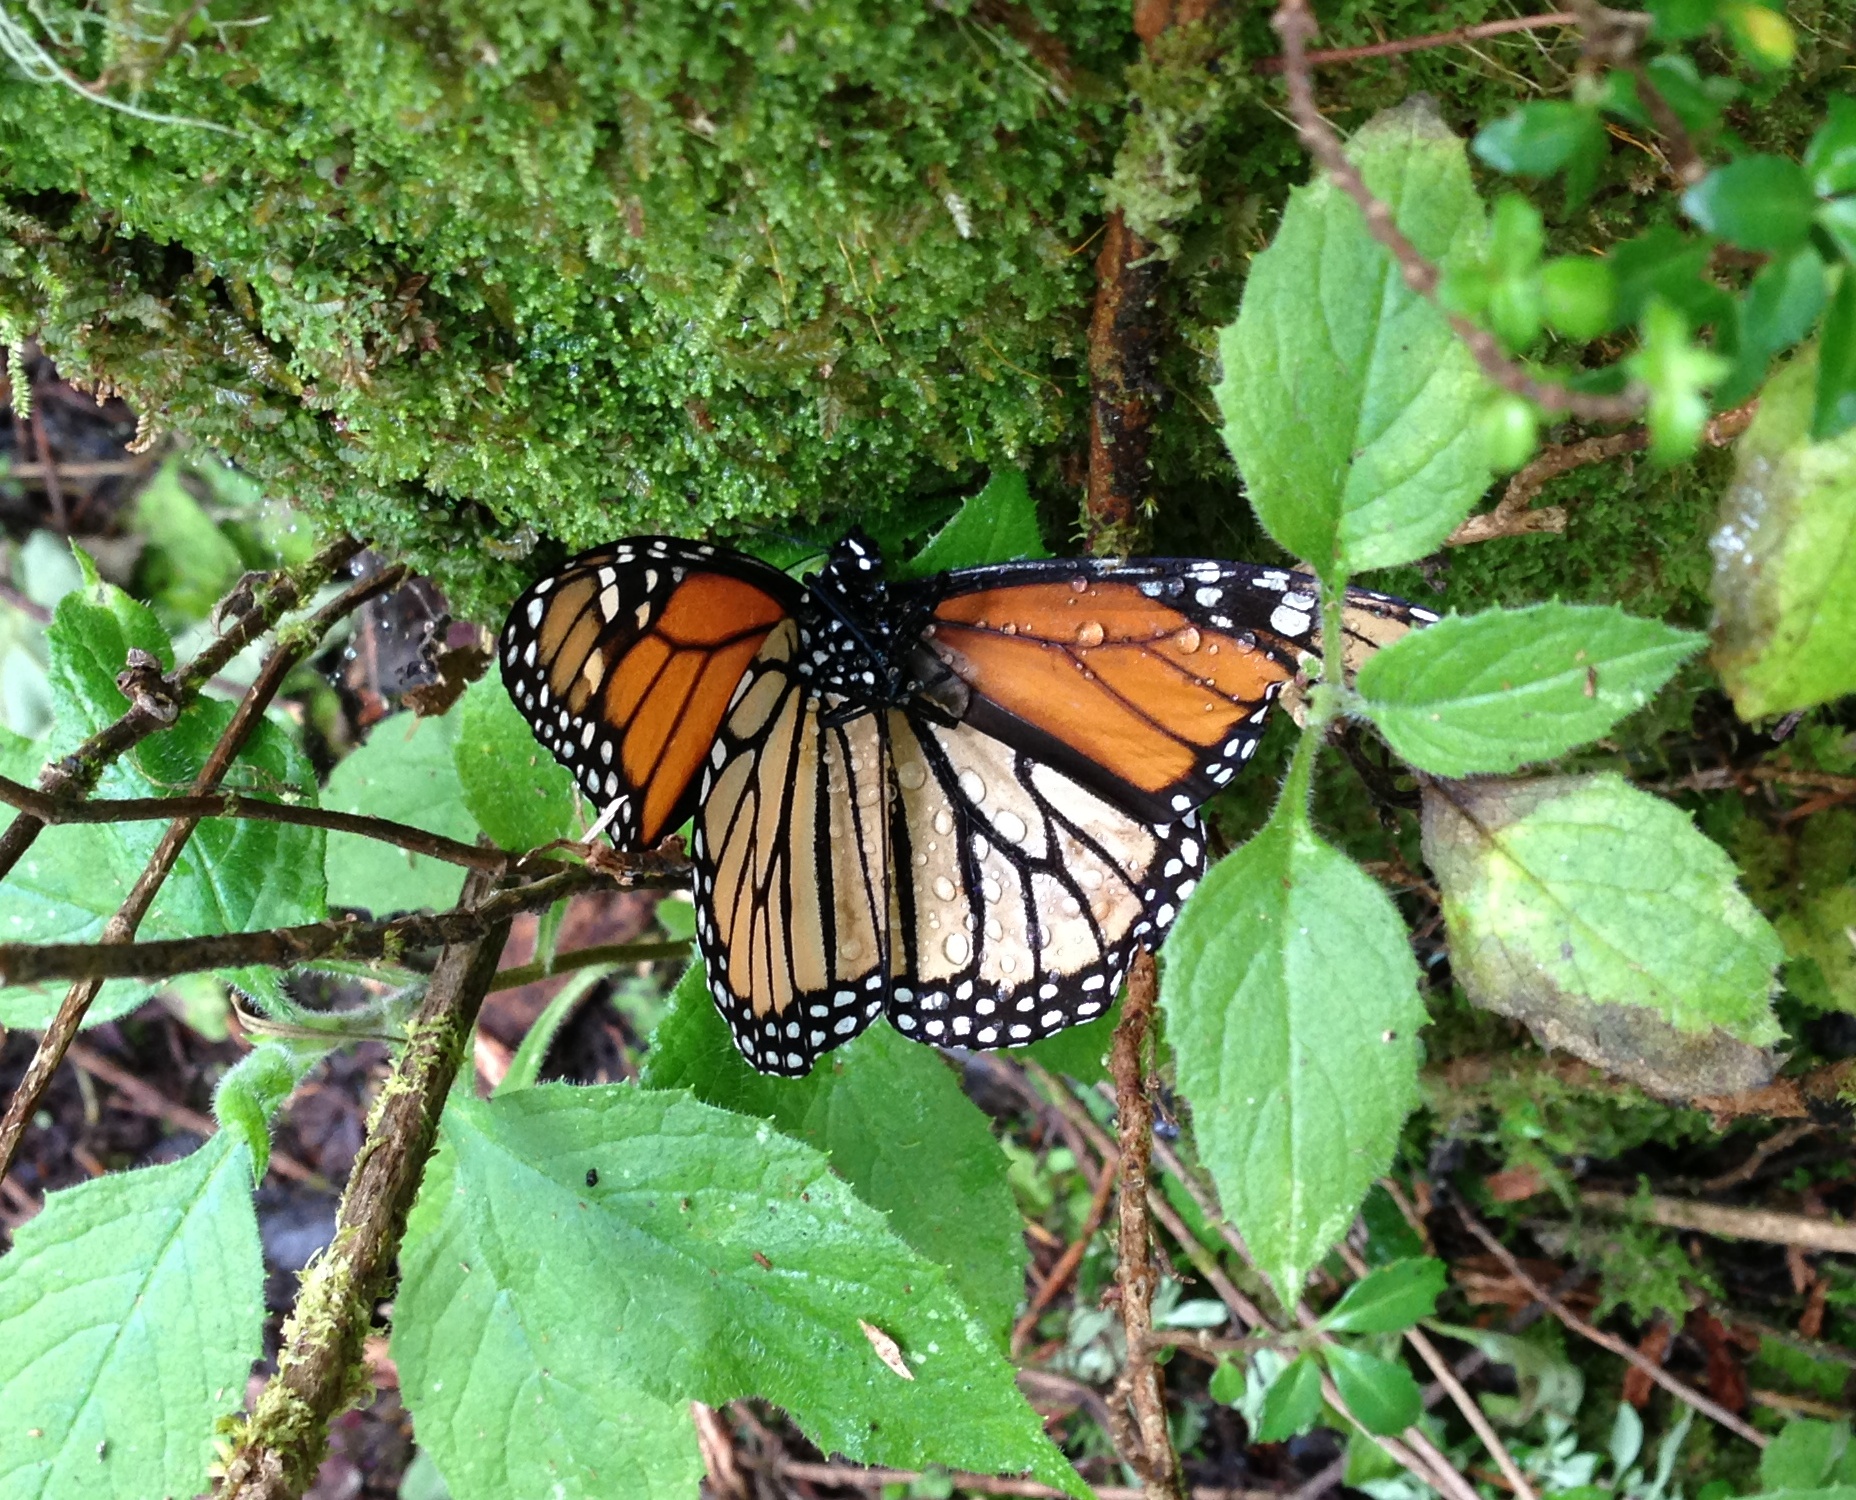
[859,1319,913,1380]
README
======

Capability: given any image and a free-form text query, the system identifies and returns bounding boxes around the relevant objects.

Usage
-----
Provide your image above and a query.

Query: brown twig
[1456,1201,1768,1446]
[1084,212,1166,552]
[1448,400,1757,545]
[1108,951,1185,1500]
[0,560,397,1186]
[1579,1189,1856,1256]
[772,1459,1276,1499]
[1254,12,1578,71]
[215,871,512,1498]
[1011,1148,1119,1355]
[0,862,655,986]
[0,773,515,874]
[488,937,692,993]
[1697,1122,1824,1193]
[0,533,365,883]
[26,399,67,535]
[1332,1239,1538,1500]
[1271,0,1643,425]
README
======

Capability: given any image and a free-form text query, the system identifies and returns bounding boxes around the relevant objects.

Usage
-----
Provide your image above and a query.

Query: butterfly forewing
[499,538,798,847]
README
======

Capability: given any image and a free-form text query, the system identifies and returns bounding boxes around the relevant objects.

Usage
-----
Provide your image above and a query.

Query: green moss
[2,0,1850,624]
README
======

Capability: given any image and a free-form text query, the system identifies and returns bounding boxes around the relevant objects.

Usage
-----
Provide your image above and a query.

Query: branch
[0,559,399,1186]
[1271,0,1644,425]
[214,871,512,1498]
[1254,12,1578,71]
[1010,1146,1118,1356]
[489,937,693,992]
[1085,212,1166,553]
[0,533,365,882]
[0,861,684,985]
[1456,1201,1769,1447]
[1579,1188,1856,1255]
[0,773,515,875]
[1449,400,1757,545]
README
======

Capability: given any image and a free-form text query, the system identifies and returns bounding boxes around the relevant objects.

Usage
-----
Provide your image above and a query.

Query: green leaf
[0,1132,264,1500]
[1020,997,1118,1085]
[1721,0,1796,70]
[1422,774,1783,1097]
[495,966,615,1094]
[455,675,574,851]
[1161,798,1425,1301]
[0,583,325,1025]
[1761,1420,1852,1490]
[132,456,247,621]
[1474,101,1602,175]
[1253,1354,1325,1442]
[1611,226,1732,328]
[1321,1259,1447,1334]
[1815,273,1856,442]
[325,710,475,912]
[1626,298,1731,464]
[1218,98,1494,573]
[1817,198,1856,268]
[1324,1345,1422,1436]
[1718,247,1828,409]
[1425,1321,1585,1426]
[1540,256,1618,340]
[394,1086,1082,1494]
[894,469,1047,580]
[212,1041,325,1179]
[1711,344,1856,715]
[1208,1359,1247,1406]
[1354,604,1703,775]
[641,964,1028,1340]
[1743,1491,1856,1500]
[1684,156,1820,254]
[1806,97,1856,198]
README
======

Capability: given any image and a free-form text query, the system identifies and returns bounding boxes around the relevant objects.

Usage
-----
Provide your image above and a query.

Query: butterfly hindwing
[499,538,798,847]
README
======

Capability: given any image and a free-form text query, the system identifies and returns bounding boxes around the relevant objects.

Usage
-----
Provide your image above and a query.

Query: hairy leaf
[1355,604,1702,775]
[1218,98,1493,573]
[1423,774,1782,1097]
[394,1087,1082,1494]
[1254,1355,1324,1442]
[1162,802,1425,1300]
[325,710,475,912]
[1325,1345,1423,1436]
[0,1133,263,1500]
[642,964,1028,1340]
[1711,346,1856,717]
[456,675,574,851]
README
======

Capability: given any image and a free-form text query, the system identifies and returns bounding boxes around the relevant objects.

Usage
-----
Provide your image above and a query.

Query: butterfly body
[502,531,1431,1075]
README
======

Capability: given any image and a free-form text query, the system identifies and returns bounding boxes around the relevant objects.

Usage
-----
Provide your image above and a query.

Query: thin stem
[1108,950,1185,1500]
[489,937,693,992]
[0,774,514,874]
[1254,12,1578,71]
[214,871,511,1497]
[1457,1201,1768,1447]
[1272,0,1644,425]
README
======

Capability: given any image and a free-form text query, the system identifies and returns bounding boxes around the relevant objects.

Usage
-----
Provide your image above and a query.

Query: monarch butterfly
[501,532,1433,1076]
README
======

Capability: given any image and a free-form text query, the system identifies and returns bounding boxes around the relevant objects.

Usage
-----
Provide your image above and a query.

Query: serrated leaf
[455,675,574,851]
[1218,97,1494,573]
[1355,604,1703,775]
[1422,774,1782,1098]
[0,1132,264,1500]
[0,583,325,1025]
[1161,799,1425,1301]
[1324,1345,1422,1435]
[212,1041,324,1179]
[1321,1258,1447,1334]
[895,469,1048,580]
[1711,344,1856,716]
[495,966,615,1094]
[1254,1354,1325,1441]
[325,710,475,913]
[1020,997,1118,1085]
[641,964,1027,1339]
[132,456,247,621]
[394,1087,1082,1495]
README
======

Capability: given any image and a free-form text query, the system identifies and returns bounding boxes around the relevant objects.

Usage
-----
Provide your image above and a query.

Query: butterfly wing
[690,619,896,1075]
[883,712,1202,1049]
[915,559,1436,823]
[500,538,800,848]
